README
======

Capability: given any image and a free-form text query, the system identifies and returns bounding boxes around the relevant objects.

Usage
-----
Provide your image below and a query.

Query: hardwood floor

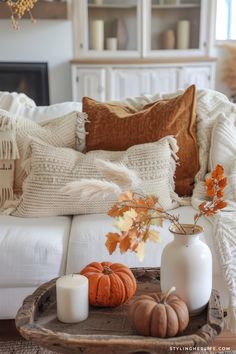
[0,320,22,341]
[0,320,236,350]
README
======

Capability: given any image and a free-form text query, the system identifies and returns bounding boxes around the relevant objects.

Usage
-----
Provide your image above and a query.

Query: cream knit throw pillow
[0,112,19,206]
[14,111,87,193]
[12,136,181,217]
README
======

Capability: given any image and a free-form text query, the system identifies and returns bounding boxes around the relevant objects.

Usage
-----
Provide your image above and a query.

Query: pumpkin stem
[161,286,176,303]
[103,266,112,275]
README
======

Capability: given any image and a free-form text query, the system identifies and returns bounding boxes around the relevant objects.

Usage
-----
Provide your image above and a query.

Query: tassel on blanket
[0,114,19,159]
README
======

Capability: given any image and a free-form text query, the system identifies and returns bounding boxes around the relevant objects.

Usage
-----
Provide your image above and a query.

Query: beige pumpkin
[128,287,189,338]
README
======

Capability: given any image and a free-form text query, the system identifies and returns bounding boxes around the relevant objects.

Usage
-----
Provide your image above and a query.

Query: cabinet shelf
[152,4,200,9]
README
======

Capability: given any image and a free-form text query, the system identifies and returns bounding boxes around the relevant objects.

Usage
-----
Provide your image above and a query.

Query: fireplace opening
[0,62,49,105]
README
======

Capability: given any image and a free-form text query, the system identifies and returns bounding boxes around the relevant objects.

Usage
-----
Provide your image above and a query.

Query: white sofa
[0,90,230,320]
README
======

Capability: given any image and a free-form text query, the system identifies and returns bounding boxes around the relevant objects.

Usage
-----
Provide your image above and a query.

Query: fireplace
[0,62,49,105]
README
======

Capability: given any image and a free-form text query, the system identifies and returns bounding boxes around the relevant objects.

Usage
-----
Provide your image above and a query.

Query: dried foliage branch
[106,165,228,261]
[222,44,236,98]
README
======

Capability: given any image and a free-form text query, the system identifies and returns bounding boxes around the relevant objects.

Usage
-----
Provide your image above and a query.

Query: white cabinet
[72,68,106,101]
[180,66,213,89]
[71,0,216,101]
[72,0,209,58]
[147,68,179,94]
[109,68,178,100]
[72,62,215,102]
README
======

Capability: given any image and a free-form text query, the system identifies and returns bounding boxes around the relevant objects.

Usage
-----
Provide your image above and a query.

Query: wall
[0,19,73,104]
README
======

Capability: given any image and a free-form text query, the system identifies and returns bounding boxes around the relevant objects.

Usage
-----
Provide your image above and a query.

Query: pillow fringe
[0,114,19,159]
[0,138,19,160]
[0,187,13,207]
[76,112,89,151]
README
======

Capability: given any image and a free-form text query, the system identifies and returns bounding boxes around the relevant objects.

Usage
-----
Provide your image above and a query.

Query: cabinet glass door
[83,0,141,57]
[145,0,205,57]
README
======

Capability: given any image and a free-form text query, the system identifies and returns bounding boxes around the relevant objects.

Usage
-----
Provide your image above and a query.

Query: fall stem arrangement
[105,165,228,261]
[4,0,38,29]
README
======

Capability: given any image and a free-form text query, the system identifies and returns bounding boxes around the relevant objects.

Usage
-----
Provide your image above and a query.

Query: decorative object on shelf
[105,164,227,261]
[161,224,212,315]
[222,44,236,101]
[90,19,104,50]
[94,0,103,4]
[80,262,137,307]
[112,18,128,50]
[177,20,190,49]
[3,0,38,29]
[163,29,175,49]
[106,37,118,51]
[56,274,89,323]
[128,286,189,337]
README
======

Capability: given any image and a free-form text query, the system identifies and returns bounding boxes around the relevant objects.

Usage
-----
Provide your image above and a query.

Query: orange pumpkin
[128,287,189,338]
[80,262,137,307]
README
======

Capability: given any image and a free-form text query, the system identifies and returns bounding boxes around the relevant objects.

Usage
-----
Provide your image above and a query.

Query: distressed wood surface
[15,268,224,354]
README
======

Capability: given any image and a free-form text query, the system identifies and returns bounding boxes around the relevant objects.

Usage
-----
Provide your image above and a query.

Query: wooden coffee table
[15,268,224,354]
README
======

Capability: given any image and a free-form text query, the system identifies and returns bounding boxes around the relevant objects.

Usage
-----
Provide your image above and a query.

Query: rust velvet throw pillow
[83,85,199,196]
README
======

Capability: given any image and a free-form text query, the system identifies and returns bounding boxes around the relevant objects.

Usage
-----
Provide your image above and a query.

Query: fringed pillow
[12,136,183,218]
[13,110,87,194]
[0,113,19,207]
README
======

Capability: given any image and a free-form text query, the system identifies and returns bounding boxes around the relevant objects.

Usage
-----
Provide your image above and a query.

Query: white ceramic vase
[160,224,212,315]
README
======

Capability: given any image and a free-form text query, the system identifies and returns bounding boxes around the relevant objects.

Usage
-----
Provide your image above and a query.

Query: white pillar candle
[177,20,190,50]
[56,274,89,323]
[106,37,118,51]
[90,20,104,51]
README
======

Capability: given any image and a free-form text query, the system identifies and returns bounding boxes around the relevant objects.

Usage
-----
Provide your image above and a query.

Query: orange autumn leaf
[119,235,131,254]
[105,233,120,255]
[215,200,227,210]
[205,178,215,198]
[217,190,224,198]
[118,191,134,202]
[211,164,224,180]
[146,195,158,208]
[108,204,129,217]
[218,177,227,189]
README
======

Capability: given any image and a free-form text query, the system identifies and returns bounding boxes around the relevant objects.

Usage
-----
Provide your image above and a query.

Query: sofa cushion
[12,136,180,217]
[0,215,71,288]
[66,206,221,277]
[84,85,199,197]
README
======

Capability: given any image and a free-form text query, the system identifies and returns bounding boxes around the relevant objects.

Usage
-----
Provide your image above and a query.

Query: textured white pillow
[15,102,83,124]
[0,91,36,112]
[14,110,87,193]
[12,136,180,217]
[0,91,82,123]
